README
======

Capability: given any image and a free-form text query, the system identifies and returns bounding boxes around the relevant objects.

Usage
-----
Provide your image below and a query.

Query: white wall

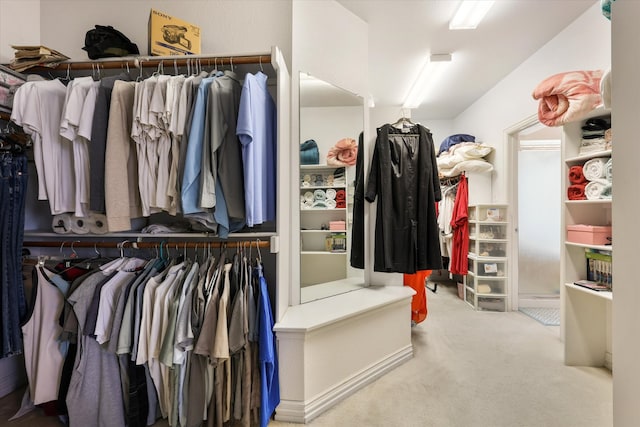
[1,1,292,66]
[300,106,362,159]
[453,3,611,202]
[0,0,41,63]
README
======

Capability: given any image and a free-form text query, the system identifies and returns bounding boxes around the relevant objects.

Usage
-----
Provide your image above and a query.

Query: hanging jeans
[1,151,28,358]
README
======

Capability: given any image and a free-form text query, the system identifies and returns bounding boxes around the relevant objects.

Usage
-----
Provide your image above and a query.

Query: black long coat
[365,124,443,274]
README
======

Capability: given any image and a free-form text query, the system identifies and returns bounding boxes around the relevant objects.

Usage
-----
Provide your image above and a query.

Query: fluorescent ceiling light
[449,0,495,30]
[402,54,452,109]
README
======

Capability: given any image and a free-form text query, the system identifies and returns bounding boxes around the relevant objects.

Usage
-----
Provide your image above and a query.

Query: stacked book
[9,45,69,72]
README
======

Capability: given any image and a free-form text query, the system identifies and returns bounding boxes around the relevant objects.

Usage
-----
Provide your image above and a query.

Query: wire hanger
[392,108,415,129]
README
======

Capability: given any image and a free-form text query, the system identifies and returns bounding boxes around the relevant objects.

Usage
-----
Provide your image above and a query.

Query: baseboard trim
[275,344,414,423]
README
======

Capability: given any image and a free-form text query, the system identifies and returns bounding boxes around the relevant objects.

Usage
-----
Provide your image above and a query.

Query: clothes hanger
[391,109,415,129]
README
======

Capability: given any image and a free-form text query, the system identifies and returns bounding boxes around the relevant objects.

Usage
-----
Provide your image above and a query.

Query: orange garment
[403,270,430,325]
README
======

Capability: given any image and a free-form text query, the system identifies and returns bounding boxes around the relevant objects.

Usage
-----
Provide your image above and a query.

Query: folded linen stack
[579,117,611,155]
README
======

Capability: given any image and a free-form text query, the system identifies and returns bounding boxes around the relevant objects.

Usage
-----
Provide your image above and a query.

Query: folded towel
[313,189,326,201]
[568,184,587,200]
[532,70,603,127]
[579,138,607,155]
[585,179,612,200]
[335,189,346,201]
[605,158,612,183]
[325,199,337,209]
[325,188,337,200]
[583,157,608,181]
[568,165,587,184]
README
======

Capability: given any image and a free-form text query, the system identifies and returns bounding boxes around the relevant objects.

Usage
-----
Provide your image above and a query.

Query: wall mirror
[298,72,365,303]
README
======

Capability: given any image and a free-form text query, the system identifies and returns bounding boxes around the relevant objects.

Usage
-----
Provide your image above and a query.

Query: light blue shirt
[181,76,216,214]
[236,72,277,227]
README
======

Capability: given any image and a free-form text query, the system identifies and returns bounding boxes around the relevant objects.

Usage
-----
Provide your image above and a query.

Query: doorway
[507,116,562,311]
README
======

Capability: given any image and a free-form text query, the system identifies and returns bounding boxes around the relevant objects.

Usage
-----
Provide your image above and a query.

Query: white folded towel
[605,158,612,183]
[583,157,608,181]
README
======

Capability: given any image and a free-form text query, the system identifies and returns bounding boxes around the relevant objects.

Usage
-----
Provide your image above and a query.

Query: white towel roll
[88,213,109,234]
[585,179,612,200]
[582,157,608,181]
[51,214,72,234]
[70,216,90,234]
[325,199,337,209]
[325,188,337,200]
[605,158,612,183]
[304,191,314,203]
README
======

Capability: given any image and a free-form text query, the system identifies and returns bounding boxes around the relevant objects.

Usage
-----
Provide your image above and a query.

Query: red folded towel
[335,189,346,201]
[568,184,587,200]
[569,165,587,184]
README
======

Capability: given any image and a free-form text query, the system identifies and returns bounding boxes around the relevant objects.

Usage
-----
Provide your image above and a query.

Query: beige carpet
[271,284,612,427]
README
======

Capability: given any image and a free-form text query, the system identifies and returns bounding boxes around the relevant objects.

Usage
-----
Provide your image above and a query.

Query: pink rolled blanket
[532,70,603,127]
[327,138,358,166]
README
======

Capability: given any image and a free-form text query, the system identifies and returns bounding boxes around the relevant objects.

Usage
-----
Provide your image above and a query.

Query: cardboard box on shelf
[148,9,201,56]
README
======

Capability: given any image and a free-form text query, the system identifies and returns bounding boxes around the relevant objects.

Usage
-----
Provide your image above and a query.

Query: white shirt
[12,79,75,214]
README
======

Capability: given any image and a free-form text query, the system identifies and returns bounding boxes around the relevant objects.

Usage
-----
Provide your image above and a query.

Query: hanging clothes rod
[22,240,269,249]
[29,53,272,71]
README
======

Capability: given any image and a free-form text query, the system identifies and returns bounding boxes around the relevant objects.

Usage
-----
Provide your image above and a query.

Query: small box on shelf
[567,224,612,245]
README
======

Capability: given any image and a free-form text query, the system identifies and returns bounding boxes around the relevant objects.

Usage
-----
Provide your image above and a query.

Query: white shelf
[565,241,612,251]
[301,229,346,233]
[300,185,347,189]
[561,110,613,368]
[300,164,345,170]
[565,282,612,301]
[301,251,346,255]
[565,149,612,165]
[468,220,508,225]
[565,199,611,205]
[23,231,277,239]
[300,207,346,212]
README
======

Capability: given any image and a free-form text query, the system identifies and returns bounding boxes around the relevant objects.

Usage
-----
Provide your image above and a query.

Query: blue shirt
[256,264,279,427]
[181,76,216,214]
[236,72,277,227]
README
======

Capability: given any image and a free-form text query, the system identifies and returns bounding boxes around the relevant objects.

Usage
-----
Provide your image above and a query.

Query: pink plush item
[327,138,358,166]
[532,70,603,127]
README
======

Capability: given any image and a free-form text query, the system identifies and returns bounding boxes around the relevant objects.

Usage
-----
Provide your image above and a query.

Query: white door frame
[504,114,540,312]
